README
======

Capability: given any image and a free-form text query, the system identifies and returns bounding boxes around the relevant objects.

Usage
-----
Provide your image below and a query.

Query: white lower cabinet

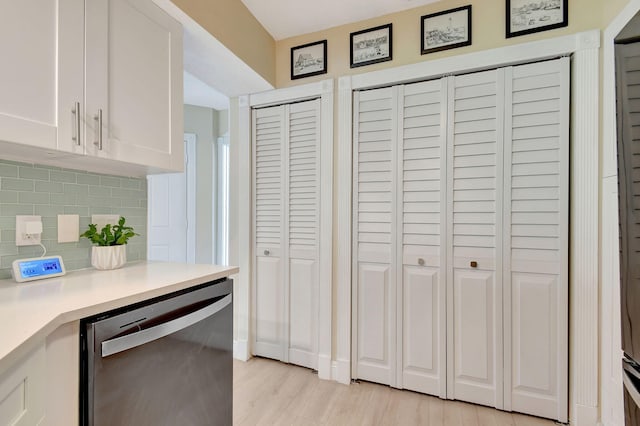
[252,99,324,370]
[0,344,46,426]
[0,323,80,426]
[353,58,569,422]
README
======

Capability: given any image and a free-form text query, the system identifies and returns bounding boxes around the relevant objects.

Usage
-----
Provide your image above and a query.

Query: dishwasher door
[80,279,233,426]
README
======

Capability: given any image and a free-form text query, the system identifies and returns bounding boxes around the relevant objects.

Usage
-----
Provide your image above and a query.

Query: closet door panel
[254,255,284,359]
[400,79,447,396]
[354,87,397,385]
[453,269,496,407]
[504,58,569,422]
[357,263,393,383]
[449,70,503,408]
[253,105,285,361]
[288,99,321,369]
[289,257,317,368]
[402,265,441,395]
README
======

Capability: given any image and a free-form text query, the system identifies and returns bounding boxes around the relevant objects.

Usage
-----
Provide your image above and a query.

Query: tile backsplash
[0,160,147,280]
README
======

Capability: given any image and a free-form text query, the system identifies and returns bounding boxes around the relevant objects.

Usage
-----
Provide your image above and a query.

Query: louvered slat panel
[289,99,320,253]
[254,106,283,248]
[452,71,498,259]
[509,62,563,272]
[357,87,395,262]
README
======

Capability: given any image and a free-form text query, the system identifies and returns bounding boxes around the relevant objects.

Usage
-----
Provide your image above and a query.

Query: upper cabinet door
[86,0,183,171]
[0,0,83,151]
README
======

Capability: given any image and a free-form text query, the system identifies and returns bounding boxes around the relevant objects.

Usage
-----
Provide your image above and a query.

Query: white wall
[184,104,219,264]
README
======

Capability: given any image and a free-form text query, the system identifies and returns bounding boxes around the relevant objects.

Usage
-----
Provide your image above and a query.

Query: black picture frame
[290,40,327,80]
[421,5,472,55]
[350,23,393,68]
[506,0,568,38]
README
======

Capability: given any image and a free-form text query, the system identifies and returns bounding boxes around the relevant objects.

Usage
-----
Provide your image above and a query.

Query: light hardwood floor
[233,357,557,426]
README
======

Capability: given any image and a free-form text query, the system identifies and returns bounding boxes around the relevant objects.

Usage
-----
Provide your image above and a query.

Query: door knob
[418,258,425,266]
[470,261,478,268]
[264,250,270,256]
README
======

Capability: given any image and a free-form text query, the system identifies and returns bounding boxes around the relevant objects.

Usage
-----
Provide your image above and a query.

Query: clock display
[19,259,62,278]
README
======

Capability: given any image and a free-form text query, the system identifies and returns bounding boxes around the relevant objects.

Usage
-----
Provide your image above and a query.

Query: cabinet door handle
[470,261,478,268]
[264,250,270,256]
[418,258,425,266]
[94,109,103,150]
[72,102,81,146]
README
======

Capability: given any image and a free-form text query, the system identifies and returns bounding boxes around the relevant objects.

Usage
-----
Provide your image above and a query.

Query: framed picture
[506,0,568,38]
[421,6,472,55]
[291,40,327,80]
[350,24,392,68]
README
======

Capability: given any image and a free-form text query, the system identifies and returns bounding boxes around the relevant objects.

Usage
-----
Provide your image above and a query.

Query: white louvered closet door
[287,99,321,369]
[503,58,569,422]
[353,87,398,386]
[252,99,322,369]
[398,80,447,397]
[447,69,504,408]
[253,105,286,361]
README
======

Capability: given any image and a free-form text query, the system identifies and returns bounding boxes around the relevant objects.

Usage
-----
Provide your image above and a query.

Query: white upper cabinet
[84,0,183,171]
[0,0,83,151]
[0,0,183,175]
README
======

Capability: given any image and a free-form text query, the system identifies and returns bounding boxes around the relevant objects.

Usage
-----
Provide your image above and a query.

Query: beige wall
[275,0,607,88]
[173,0,276,86]
[604,0,632,27]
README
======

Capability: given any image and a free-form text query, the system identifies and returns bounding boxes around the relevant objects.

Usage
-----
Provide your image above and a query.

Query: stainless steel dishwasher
[80,278,233,426]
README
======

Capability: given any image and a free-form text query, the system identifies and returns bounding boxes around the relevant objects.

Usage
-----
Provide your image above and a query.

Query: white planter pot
[91,245,127,270]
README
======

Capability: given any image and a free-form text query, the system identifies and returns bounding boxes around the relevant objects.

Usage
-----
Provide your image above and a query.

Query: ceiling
[241,0,440,40]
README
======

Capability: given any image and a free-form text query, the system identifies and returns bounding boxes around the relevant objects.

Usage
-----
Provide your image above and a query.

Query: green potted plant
[81,216,139,270]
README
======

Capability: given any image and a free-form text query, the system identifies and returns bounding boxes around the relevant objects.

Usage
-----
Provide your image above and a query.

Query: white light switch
[58,214,80,243]
[91,214,120,231]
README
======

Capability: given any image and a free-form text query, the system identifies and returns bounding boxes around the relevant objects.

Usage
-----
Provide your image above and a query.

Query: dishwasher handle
[101,294,232,358]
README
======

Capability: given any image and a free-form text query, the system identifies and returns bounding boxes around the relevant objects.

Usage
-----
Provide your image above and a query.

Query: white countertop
[0,261,238,375]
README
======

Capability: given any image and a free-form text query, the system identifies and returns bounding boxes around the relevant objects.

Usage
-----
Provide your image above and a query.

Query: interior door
[252,105,286,361]
[353,87,398,386]
[398,80,448,397]
[147,135,197,263]
[447,69,504,408]
[287,100,321,369]
[503,58,569,422]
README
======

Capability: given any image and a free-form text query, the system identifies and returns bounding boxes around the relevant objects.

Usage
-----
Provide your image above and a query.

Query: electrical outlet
[16,215,42,246]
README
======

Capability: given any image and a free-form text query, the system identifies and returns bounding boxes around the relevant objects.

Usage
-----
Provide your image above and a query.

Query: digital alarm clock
[12,256,66,283]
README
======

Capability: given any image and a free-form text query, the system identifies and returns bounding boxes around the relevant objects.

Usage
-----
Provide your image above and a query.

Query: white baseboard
[318,354,332,380]
[332,358,351,385]
[233,339,250,361]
